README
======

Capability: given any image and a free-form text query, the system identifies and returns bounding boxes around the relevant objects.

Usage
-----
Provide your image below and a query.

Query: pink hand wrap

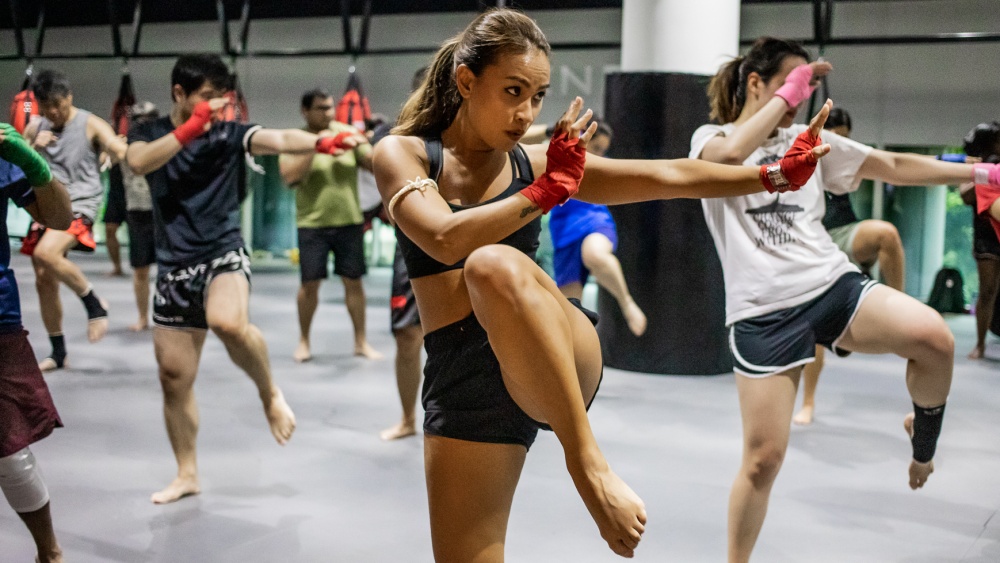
[774,64,817,109]
[519,129,587,213]
[973,163,1000,186]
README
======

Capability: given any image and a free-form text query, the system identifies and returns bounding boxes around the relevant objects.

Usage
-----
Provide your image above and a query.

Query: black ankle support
[912,402,946,463]
[48,334,66,368]
[80,290,107,320]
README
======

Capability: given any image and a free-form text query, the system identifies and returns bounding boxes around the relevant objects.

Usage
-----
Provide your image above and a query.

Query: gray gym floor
[3,251,999,562]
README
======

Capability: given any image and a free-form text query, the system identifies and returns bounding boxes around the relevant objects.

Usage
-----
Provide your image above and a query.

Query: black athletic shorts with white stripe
[729,271,879,378]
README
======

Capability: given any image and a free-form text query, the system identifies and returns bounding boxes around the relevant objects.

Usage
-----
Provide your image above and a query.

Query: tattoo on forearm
[520,205,540,218]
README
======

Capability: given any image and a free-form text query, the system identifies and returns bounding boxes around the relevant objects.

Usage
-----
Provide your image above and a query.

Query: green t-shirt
[288,122,373,229]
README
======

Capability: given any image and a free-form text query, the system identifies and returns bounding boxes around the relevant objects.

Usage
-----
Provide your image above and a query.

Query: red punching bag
[110,72,137,135]
[222,73,249,123]
[9,74,39,134]
[335,71,371,130]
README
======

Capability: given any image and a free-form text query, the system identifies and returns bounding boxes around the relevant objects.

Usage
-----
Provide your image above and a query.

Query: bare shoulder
[373,135,428,171]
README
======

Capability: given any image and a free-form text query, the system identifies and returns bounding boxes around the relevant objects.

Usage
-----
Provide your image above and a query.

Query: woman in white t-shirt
[692,36,1000,563]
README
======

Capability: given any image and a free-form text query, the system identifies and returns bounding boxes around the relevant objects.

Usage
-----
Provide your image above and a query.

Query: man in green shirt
[280,89,380,362]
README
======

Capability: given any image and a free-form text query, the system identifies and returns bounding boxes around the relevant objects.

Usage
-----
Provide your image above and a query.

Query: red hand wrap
[519,129,587,212]
[172,101,213,145]
[315,131,354,155]
[759,130,821,194]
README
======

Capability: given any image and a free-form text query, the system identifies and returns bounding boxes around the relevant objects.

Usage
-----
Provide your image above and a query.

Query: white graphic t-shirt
[690,123,873,325]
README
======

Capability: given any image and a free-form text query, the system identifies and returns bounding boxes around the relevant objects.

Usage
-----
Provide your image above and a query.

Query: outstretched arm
[88,114,128,162]
[859,150,978,186]
[573,100,833,205]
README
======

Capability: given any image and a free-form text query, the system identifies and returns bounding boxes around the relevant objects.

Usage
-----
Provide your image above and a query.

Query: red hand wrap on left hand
[519,129,587,212]
[315,131,354,155]
[759,130,821,193]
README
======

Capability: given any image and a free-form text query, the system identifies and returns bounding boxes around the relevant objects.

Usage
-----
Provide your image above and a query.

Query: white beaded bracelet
[388,177,439,221]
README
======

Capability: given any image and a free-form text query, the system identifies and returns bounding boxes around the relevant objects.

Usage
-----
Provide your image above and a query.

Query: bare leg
[464,245,646,557]
[343,276,382,359]
[838,285,954,489]
[17,502,63,563]
[793,346,824,425]
[105,222,124,276]
[294,280,320,362]
[151,326,206,504]
[970,258,1000,359]
[425,436,525,563]
[381,325,423,441]
[32,259,65,372]
[32,229,108,344]
[558,281,584,301]
[129,265,151,332]
[580,233,647,336]
[852,220,905,292]
[206,272,296,445]
[728,369,800,563]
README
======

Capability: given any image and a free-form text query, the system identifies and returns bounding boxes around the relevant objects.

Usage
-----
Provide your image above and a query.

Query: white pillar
[621,0,741,75]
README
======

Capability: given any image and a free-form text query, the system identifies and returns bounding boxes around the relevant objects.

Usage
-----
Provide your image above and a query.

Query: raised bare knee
[910,313,955,361]
[876,223,902,253]
[743,446,786,489]
[464,246,520,292]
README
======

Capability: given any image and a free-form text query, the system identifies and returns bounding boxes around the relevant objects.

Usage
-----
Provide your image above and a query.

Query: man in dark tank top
[22,69,130,372]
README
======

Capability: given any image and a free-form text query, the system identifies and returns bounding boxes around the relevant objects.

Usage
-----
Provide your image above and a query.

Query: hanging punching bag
[336,71,371,130]
[110,71,137,135]
[223,72,249,123]
[9,74,38,134]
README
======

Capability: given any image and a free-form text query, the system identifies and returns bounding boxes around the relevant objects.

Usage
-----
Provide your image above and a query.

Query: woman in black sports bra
[373,9,830,562]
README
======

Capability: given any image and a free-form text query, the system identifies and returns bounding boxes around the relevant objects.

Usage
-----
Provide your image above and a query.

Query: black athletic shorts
[104,169,127,225]
[126,210,155,268]
[390,244,420,332]
[153,247,251,330]
[298,225,366,282]
[973,212,1000,260]
[421,297,601,449]
[730,271,879,377]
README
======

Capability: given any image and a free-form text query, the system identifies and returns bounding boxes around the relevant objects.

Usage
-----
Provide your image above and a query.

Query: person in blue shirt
[0,122,73,563]
[548,120,648,335]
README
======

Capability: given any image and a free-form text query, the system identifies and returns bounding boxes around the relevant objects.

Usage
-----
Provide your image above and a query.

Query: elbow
[718,151,746,166]
[429,234,464,266]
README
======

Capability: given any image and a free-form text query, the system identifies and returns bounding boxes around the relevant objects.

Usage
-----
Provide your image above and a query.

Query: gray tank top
[37,109,104,221]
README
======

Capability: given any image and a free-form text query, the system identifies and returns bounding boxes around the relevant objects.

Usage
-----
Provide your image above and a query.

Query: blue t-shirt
[1,159,36,328]
[128,117,259,269]
[548,198,616,249]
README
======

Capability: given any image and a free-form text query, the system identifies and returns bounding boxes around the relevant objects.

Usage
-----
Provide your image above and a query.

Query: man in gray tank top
[23,69,129,371]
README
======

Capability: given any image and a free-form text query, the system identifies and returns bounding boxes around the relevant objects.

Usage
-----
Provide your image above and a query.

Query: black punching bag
[599,72,730,375]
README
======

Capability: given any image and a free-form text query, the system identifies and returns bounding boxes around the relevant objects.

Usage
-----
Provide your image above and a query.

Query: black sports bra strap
[511,144,534,183]
[423,138,443,182]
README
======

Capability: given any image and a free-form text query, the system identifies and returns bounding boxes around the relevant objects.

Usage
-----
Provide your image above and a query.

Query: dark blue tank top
[395,138,541,279]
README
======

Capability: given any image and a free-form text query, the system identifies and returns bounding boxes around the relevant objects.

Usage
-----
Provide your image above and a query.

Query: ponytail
[708,56,744,124]
[394,39,462,137]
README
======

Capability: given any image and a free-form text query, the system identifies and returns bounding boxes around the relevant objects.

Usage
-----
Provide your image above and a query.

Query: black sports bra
[394,138,541,279]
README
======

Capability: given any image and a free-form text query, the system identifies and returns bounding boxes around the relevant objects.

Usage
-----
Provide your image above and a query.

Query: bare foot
[38,357,66,372]
[106,269,125,277]
[968,345,985,360]
[354,342,384,360]
[265,387,296,445]
[38,547,64,563]
[129,319,149,332]
[792,404,815,426]
[622,299,647,337]
[904,413,934,490]
[571,462,647,558]
[293,340,312,363]
[380,421,417,441]
[87,299,110,343]
[151,476,200,504]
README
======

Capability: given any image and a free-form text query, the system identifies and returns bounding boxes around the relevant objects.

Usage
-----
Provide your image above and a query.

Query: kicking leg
[793,346,824,425]
[294,280,320,362]
[464,245,646,558]
[206,272,295,445]
[838,285,953,489]
[343,276,383,359]
[852,220,905,292]
[728,369,800,563]
[580,233,646,336]
[381,324,423,441]
[151,327,206,504]
[32,229,108,344]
